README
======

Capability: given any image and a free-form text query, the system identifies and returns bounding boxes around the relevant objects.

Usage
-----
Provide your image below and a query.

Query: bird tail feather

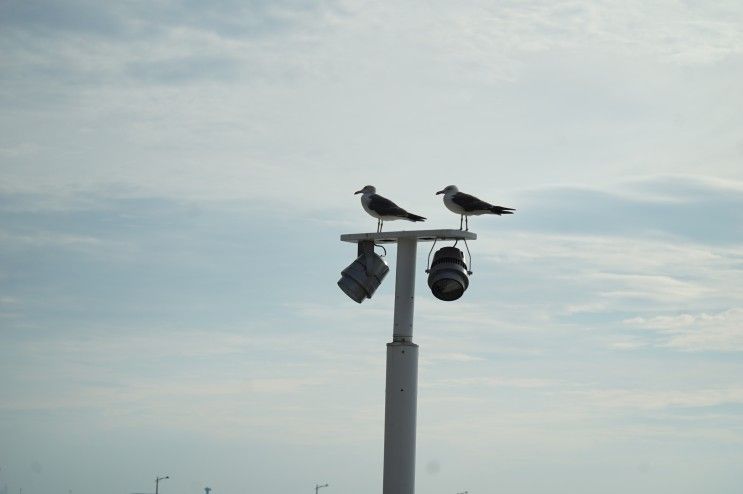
[406,213,426,222]
[491,206,515,215]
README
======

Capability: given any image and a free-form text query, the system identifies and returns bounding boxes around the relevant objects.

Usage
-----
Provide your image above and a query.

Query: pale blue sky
[1,1,743,493]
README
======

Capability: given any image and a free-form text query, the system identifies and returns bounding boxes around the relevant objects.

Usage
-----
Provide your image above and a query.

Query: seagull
[355,185,426,232]
[436,185,515,231]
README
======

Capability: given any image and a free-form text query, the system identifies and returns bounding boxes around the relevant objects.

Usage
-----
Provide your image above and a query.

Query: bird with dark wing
[355,185,426,232]
[436,185,514,230]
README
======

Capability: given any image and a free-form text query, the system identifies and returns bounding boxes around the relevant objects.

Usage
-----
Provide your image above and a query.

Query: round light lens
[431,278,465,301]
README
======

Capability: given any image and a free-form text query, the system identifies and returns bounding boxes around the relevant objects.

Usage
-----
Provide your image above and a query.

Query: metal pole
[155,476,168,494]
[383,237,419,494]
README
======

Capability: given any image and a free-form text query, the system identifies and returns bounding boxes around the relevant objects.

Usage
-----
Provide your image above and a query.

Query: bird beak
[354,189,363,195]
[435,189,445,195]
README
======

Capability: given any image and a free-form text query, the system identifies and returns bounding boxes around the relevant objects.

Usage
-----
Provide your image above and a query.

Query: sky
[1,1,743,493]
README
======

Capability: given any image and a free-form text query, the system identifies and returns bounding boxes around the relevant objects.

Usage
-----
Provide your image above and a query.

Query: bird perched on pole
[355,185,426,232]
[436,185,515,231]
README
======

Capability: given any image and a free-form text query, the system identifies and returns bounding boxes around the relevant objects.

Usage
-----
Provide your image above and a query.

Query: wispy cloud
[574,387,743,411]
[625,308,743,352]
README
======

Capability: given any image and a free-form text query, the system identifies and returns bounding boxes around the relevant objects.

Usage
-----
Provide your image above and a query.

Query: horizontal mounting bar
[341,229,477,244]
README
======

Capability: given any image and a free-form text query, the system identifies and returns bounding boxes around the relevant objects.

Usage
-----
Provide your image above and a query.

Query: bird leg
[380,220,384,232]
[465,216,469,231]
[459,215,464,230]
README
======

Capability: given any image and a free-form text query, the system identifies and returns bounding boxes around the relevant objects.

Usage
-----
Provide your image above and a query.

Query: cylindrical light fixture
[338,241,389,303]
[427,246,469,301]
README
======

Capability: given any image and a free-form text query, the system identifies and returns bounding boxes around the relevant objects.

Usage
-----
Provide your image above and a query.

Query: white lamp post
[340,229,476,494]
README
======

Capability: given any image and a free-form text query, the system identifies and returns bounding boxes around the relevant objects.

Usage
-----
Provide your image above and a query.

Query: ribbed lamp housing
[427,246,469,301]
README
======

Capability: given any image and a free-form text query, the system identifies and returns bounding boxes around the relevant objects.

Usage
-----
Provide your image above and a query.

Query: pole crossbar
[341,229,476,245]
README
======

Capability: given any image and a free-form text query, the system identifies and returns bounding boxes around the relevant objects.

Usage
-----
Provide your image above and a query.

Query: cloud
[426,376,556,389]
[625,308,743,352]
[575,387,743,411]
[3,0,743,206]
[125,55,243,84]
[0,0,126,35]
[477,231,743,319]
[493,176,743,244]
[0,0,339,39]
[0,229,103,250]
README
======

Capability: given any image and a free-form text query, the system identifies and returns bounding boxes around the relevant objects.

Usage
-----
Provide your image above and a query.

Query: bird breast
[443,194,465,215]
[360,194,382,219]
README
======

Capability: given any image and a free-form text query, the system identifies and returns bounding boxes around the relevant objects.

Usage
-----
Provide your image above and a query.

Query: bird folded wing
[369,194,409,217]
[452,192,493,212]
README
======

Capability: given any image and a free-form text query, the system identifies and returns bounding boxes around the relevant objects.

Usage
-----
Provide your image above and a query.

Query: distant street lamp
[155,476,169,494]
[315,483,329,494]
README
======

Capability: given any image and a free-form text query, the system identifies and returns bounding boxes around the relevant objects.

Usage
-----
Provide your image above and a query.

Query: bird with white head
[355,185,426,232]
[436,185,515,231]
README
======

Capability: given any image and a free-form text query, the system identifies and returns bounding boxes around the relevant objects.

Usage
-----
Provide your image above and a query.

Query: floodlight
[427,246,470,301]
[338,241,389,303]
